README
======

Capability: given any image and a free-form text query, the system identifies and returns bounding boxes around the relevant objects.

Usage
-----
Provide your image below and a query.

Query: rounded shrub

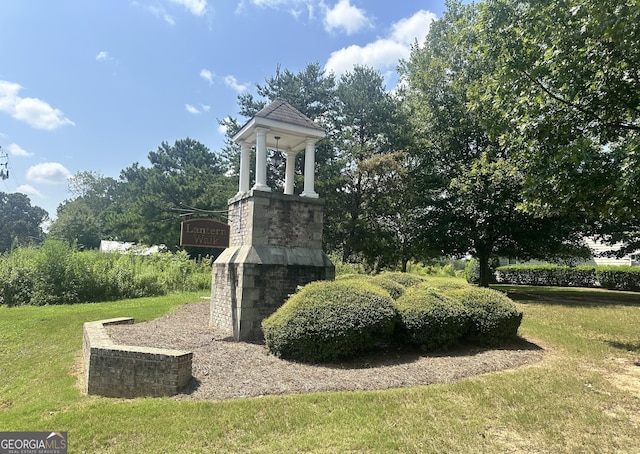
[442,287,523,346]
[394,287,467,350]
[419,278,469,292]
[369,275,406,300]
[262,280,397,362]
[377,271,426,288]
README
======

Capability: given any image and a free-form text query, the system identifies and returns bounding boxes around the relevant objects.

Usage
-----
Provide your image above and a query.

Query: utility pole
[0,146,9,181]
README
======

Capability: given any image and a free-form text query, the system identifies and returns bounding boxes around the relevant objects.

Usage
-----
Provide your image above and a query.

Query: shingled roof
[254,98,324,131]
[232,98,325,151]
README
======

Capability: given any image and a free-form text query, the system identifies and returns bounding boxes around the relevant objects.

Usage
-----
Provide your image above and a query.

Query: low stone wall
[83,317,193,398]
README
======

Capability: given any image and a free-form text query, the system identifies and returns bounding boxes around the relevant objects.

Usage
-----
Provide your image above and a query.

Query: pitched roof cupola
[232,98,325,198]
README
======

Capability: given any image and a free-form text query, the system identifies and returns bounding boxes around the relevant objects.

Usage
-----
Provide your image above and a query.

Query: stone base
[83,318,193,398]
[210,245,335,341]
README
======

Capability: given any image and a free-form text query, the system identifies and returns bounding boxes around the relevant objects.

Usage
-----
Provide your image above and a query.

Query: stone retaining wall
[83,317,192,398]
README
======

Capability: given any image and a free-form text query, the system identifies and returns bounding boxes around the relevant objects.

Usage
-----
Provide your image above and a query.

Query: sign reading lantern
[180,218,230,248]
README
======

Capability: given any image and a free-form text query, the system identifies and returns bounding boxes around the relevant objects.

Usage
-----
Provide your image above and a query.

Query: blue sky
[0,0,445,219]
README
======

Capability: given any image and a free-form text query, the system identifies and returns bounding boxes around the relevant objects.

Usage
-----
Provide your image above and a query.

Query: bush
[369,276,406,300]
[418,278,469,292]
[441,287,523,346]
[377,271,426,288]
[596,266,640,291]
[262,280,397,362]
[394,287,467,350]
[0,240,212,306]
[464,258,480,284]
[496,265,597,288]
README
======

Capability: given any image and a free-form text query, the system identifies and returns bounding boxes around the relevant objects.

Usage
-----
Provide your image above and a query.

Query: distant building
[99,240,164,255]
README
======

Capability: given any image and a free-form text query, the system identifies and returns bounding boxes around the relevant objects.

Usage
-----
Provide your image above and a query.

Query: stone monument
[210,99,335,341]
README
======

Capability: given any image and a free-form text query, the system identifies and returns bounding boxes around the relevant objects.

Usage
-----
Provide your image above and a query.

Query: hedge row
[263,273,522,362]
[495,265,640,291]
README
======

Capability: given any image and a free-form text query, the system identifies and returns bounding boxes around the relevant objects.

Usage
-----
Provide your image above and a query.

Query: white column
[284,150,297,195]
[252,128,271,192]
[301,138,318,198]
[238,141,250,193]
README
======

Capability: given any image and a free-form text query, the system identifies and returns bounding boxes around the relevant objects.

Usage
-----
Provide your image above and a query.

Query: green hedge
[377,271,427,288]
[264,274,523,361]
[369,276,407,300]
[262,280,397,362]
[440,287,523,346]
[495,264,640,291]
[496,265,597,288]
[596,266,640,291]
[394,287,467,350]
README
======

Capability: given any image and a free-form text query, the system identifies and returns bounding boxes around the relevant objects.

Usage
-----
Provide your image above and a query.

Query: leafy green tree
[48,200,104,249]
[108,138,235,250]
[401,0,590,286]
[48,171,119,249]
[479,0,640,253]
[330,65,404,265]
[0,192,48,252]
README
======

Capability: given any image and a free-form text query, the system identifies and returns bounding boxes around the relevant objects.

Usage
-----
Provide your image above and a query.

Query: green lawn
[1,285,639,453]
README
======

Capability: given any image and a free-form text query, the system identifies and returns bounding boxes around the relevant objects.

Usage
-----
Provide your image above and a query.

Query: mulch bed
[108,301,544,401]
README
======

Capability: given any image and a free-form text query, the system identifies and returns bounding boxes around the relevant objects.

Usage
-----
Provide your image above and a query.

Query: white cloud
[323,0,370,35]
[324,9,436,80]
[16,184,43,199]
[185,104,201,114]
[7,143,33,157]
[237,0,315,19]
[0,80,75,130]
[200,68,215,84]
[170,0,207,16]
[224,75,249,93]
[185,103,210,114]
[325,39,407,77]
[26,162,71,184]
[95,51,111,61]
[132,2,176,24]
[390,10,437,45]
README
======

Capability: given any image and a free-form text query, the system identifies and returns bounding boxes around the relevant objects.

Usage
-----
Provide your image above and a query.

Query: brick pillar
[211,190,334,341]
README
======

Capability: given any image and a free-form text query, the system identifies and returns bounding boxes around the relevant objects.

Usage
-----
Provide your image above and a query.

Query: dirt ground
[108,301,545,401]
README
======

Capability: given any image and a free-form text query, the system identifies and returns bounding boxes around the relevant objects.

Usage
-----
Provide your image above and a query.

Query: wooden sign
[180,218,230,248]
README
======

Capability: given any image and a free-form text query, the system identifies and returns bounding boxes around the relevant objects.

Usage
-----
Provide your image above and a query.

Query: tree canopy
[30,0,640,278]
[478,0,640,253]
[0,192,48,253]
[400,0,591,285]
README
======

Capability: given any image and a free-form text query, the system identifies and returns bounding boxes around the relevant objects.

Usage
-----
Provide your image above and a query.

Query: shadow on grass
[606,340,640,353]
[494,285,640,308]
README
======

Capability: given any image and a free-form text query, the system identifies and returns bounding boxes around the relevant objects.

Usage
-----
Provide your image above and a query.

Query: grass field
[0,285,639,453]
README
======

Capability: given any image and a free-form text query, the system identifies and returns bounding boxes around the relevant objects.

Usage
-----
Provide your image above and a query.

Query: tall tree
[225,63,417,269]
[0,192,48,252]
[330,65,402,265]
[108,138,235,250]
[479,0,640,253]
[401,0,589,286]
[48,171,118,249]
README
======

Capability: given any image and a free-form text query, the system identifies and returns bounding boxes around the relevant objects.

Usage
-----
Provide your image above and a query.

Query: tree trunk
[478,251,491,288]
